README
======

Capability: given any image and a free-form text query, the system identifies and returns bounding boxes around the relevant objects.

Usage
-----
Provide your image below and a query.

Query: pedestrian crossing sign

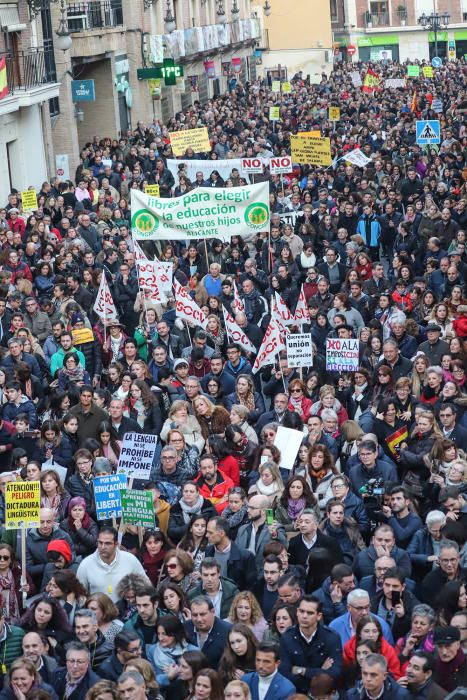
[416,120,440,145]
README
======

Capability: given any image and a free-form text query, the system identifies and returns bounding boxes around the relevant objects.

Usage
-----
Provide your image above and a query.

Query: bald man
[235,495,288,568]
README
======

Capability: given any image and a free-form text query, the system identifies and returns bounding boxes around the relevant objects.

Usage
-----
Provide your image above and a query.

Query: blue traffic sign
[71,79,96,102]
[431,56,442,68]
[416,119,440,145]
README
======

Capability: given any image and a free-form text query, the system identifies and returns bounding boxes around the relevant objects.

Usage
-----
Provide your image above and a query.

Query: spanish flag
[362,69,381,94]
[411,89,417,113]
[0,57,8,100]
[385,425,409,457]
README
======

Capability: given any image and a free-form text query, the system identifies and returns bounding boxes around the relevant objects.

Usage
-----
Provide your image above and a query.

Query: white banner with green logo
[131,182,270,241]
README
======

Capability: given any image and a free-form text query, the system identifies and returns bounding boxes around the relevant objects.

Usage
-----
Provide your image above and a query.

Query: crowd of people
[0,57,466,700]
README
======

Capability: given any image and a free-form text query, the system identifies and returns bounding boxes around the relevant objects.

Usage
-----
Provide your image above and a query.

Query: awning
[0,5,26,31]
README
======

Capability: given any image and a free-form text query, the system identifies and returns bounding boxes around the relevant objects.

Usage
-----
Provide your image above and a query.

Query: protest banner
[169,127,211,156]
[5,481,40,529]
[422,66,434,78]
[21,190,38,212]
[384,78,406,88]
[326,337,359,372]
[274,426,304,471]
[155,260,173,294]
[120,489,155,528]
[329,106,340,121]
[271,81,280,92]
[71,327,94,345]
[351,71,362,87]
[286,333,313,368]
[94,474,127,520]
[222,306,256,354]
[282,81,291,93]
[117,433,158,480]
[93,273,118,321]
[269,106,280,120]
[345,149,372,167]
[144,184,160,197]
[131,182,270,241]
[174,280,208,329]
[290,135,332,166]
[407,65,420,77]
[241,158,264,174]
[269,156,292,175]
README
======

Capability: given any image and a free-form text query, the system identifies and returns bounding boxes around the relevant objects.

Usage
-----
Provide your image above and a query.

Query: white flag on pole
[294,285,311,326]
[222,306,256,354]
[252,317,285,374]
[93,274,118,321]
[231,280,245,315]
[274,292,295,327]
[344,148,372,167]
[174,280,208,330]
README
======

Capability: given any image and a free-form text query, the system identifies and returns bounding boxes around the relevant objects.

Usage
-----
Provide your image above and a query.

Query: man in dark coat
[288,509,343,569]
[53,642,101,700]
[185,596,232,668]
[99,630,142,681]
[74,610,114,672]
[205,517,257,591]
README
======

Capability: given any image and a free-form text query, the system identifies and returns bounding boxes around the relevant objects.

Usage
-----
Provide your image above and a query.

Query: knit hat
[71,312,85,326]
[47,539,72,564]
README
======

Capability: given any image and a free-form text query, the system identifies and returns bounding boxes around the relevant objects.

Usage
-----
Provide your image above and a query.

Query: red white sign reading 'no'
[269,156,292,175]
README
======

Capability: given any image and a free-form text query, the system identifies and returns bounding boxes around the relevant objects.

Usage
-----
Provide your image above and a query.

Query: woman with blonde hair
[160,400,204,452]
[248,461,284,507]
[229,405,259,446]
[123,658,163,700]
[192,395,230,440]
[0,657,56,700]
[85,679,120,700]
[411,354,430,399]
[224,680,252,700]
[205,314,225,353]
[339,420,364,473]
[226,592,268,641]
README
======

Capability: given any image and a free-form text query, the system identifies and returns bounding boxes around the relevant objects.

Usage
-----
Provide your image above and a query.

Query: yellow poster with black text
[131,182,270,241]
[169,127,211,156]
[22,190,38,212]
[291,135,332,166]
[5,481,40,529]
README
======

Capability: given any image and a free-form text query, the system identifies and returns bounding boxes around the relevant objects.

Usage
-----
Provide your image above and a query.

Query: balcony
[67,0,123,32]
[363,12,389,27]
[0,47,57,93]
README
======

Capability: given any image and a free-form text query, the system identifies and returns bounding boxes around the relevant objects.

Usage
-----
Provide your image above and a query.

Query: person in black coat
[317,247,347,293]
[65,449,96,519]
[167,486,217,543]
[53,642,102,700]
[204,520,257,591]
[369,566,420,640]
[98,630,142,681]
[60,497,99,558]
[287,509,343,569]
[184,596,232,668]
[74,610,114,672]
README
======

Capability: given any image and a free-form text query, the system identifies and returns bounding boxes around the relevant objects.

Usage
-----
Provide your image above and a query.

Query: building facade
[253,0,333,80]
[332,0,467,62]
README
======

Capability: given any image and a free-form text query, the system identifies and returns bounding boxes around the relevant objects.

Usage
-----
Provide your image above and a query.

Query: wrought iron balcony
[0,47,57,93]
[363,12,389,27]
[67,0,123,32]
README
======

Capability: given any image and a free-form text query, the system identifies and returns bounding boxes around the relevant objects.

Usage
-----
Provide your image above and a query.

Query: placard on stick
[117,433,158,480]
[5,481,40,529]
[94,474,127,520]
[286,333,313,368]
[121,489,155,528]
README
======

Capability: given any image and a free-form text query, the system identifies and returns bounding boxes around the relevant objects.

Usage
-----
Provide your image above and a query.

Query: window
[330,0,338,21]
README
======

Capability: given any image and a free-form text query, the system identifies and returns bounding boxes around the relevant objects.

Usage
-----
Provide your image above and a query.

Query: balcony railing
[0,47,57,94]
[364,12,389,27]
[67,0,123,32]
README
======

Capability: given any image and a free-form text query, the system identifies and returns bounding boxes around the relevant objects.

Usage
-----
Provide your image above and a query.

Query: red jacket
[343,635,402,679]
[453,313,467,339]
[195,469,234,514]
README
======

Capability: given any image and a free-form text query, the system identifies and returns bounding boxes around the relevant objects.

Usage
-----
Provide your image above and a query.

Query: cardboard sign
[326,337,359,372]
[169,127,211,156]
[282,81,291,93]
[5,481,40,529]
[117,432,158,480]
[269,156,292,175]
[121,489,155,528]
[407,65,420,77]
[144,184,160,197]
[94,474,127,520]
[271,81,280,92]
[291,135,332,166]
[71,327,94,345]
[286,333,313,368]
[422,66,434,78]
[241,157,263,174]
[269,106,280,120]
[273,426,304,471]
[329,106,340,121]
[21,190,38,212]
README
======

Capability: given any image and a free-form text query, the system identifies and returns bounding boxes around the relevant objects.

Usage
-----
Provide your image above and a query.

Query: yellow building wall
[264,0,332,51]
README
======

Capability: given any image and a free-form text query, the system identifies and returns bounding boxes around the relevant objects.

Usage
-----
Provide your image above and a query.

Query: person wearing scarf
[60,497,98,559]
[58,352,89,389]
[167,482,216,544]
[433,625,467,691]
[147,617,199,688]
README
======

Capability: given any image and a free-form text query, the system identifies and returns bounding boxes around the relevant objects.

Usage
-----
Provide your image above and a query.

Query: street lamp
[164,0,176,32]
[418,11,450,59]
[217,0,227,24]
[263,0,271,16]
[231,0,240,19]
[55,0,72,52]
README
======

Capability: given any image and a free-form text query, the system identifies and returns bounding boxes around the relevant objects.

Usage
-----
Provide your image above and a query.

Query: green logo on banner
[244,202,269,230]
[131,209,159,237]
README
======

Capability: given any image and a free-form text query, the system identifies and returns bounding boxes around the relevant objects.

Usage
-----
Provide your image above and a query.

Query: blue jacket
[345,676,410,700]
[341,491,371,536]
[356,214,382,248]
[312,576,349,624]
[3,395,38,428]
[243,671,296,700]
[185,617,232,668]
[279,624,342,693]
[406,527,435,577]
[329,611,394,646]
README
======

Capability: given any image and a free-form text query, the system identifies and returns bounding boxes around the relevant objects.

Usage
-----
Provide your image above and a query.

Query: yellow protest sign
[282,81,291,94]
[5,481,40,529]
[291,135,332,166]
[144,184,160,197]
[329,106,340,121]
[21,190,38,212]
[148,79,161,99]
[72,327,95,345]
[271,81,280,92]
[269,106,280,120]
[169,127,211,157]
[422,66,433,78]
[299,131,321,137]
